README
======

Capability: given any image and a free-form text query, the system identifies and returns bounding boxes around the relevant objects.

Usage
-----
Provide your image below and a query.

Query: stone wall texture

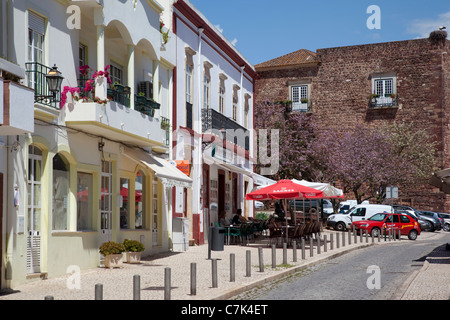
[255,39,450,212]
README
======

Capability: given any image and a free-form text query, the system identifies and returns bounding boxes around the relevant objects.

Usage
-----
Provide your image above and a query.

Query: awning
[204,153,275,186]
[123,148,193,188]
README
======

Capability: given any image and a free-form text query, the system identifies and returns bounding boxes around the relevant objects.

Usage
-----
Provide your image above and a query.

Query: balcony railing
[292,100,312,112]
[202,108,250,151]
[107,84,130,108]
[25,62,61,109]
[135,94,160,117]
[369,95,398,108]
[161,116,170,146]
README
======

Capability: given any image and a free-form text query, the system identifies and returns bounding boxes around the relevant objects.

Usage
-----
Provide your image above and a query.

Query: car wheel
[408,230,418,240]
[443,223,450,232]
[334,222,346,231]
[371,227,380,238]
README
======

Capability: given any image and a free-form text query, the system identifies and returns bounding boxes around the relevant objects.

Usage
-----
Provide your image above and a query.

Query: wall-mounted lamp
[35,64,64,102]
[98,141,105,151]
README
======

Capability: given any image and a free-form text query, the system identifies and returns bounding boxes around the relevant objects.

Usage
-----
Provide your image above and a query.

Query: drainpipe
[196,28,204,237]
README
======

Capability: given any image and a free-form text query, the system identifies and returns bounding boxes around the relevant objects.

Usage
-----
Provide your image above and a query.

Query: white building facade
[0,0,193,289]
[0,0,271,289]
[172,1,264,245]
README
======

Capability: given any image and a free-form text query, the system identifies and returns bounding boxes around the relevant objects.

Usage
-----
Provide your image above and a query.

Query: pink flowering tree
[254,101,317,180]
[310,123,437,203]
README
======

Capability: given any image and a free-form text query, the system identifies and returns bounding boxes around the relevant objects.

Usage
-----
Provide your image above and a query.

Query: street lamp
[36,64,64,102]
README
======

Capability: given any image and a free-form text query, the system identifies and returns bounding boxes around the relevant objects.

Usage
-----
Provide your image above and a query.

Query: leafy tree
[254,101,316,180]
[310,123,437,203]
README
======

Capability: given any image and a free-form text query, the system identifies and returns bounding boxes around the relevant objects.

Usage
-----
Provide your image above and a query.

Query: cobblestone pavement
[0,229,448,301]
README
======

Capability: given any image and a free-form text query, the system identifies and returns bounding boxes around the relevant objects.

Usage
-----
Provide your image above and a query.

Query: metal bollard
[342,231,345,247]
[336,232,340,249]
[258,247,264,272]
[354,227,357,244]
[293,241,297,262]
[360,229,363,243]
[348,229,352,245]
[324,235,327,252]
[191,262,197,295]
[283,243,287,264]
[133,275,140,300]
[212,259,218,288]
[310,237,314,257]
[95,283,103,300]
[398,229,401,241]
[317,236,321,254]
[164,267,171,300]
[301,238,306,260]
[230,254,235,282]
[366,230,369,243]
[246,250,251,277]
[330,234,334,250]
[371,232,374,243]
[272,245,276,268]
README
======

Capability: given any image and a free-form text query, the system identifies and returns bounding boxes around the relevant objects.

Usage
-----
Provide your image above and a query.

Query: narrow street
[234,232,450,300]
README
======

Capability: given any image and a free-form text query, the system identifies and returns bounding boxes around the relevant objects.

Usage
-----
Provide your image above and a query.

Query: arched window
[135,169,145,229]
[52,153,70,230]
[28,145,43,273]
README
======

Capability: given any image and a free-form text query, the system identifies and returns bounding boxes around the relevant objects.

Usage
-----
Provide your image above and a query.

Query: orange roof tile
[255,49,319,70]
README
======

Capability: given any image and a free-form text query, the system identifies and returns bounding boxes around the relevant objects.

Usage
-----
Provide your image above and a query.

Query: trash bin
[211,227,225,251]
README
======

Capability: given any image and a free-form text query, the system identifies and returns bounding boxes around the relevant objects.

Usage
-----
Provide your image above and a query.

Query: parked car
[289,199,320,213]
[327,204,392,231]
[338,200,369,213]
[438,213,450,232]
[396,210,432,231]
[420,211,445,229]
[323,199,334,215]
[352,212,421,240]
[254,201,264,209]
[393,205,441,232]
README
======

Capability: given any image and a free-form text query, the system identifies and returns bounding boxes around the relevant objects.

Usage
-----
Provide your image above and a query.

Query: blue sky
[189,0,450,66]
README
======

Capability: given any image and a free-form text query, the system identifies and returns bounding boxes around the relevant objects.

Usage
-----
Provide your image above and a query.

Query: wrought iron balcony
[25,62,61,109]
[369,95,398,108]
[202,108,250,151]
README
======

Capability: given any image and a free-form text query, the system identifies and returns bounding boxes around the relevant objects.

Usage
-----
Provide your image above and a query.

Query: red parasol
[246,179,324,200]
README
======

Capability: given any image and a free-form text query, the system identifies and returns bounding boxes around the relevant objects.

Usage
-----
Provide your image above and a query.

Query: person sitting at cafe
[219,210,230,226]
[274,202,285,220]
[232,209,247,225]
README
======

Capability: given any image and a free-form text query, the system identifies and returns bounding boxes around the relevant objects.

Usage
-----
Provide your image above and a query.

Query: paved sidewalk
[0,230,448,300]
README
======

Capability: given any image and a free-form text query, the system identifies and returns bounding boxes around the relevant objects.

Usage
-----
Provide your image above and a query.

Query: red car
[352,213,421,240]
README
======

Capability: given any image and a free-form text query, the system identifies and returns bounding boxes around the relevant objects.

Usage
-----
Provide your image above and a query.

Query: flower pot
[104,254,124,269]
[126,251,142,264]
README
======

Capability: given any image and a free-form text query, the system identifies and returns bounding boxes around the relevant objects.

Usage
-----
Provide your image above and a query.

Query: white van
[327,204,392,231]
[338,200,369,213]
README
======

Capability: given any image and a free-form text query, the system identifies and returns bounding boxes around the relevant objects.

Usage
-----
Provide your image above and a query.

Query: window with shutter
[28,11,45,64]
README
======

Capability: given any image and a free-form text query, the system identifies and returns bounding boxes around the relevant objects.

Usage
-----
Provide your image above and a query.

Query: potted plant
[99,241,126,268]
[300,98,309,104]
[123,239,145,264]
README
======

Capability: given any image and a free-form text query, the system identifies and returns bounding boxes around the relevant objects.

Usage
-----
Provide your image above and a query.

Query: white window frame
[232,85,239,121]
[371,74,397,107]
[291,84,309,111]
[110,62,124,85]
[203,73,210,110]
[28,11,45,64]
[186,63,193,104]
[219,79,225,114]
